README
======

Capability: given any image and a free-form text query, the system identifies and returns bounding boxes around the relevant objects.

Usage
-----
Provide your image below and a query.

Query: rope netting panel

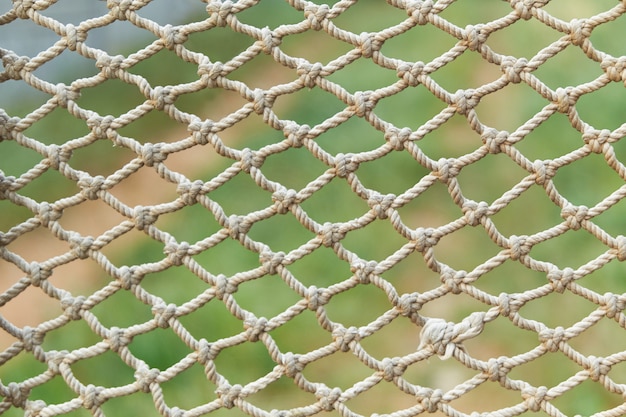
[2,0,626,416]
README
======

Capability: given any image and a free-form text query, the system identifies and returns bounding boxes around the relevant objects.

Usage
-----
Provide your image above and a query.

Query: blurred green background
[1,1,626,416]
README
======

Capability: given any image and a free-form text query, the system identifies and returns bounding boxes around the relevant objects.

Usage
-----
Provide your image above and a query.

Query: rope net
[1,0,626,416]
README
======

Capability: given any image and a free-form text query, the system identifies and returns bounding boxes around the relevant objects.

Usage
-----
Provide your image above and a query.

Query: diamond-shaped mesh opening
[91,289,154,329]
[70,350,136,388]
[552,378,625,417]
[533,45,605,89]
[576,80,626,130]
[552,151,624,206]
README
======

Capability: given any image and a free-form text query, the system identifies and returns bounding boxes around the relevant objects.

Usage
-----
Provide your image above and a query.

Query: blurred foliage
[1,1,626,416]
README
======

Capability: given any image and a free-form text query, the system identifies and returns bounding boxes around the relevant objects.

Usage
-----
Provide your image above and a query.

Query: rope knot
[482,128,509,154]
[152,302,178,328]
[78,174,105,200]
[272,187,298,214]
[304,4,330,31]
[227,214,250,239]
[55,83,80,108]
[508,234,530,261]
[420,388,443,413]
[548,267,574,294]
[486,356,510,382]
[368,192,396,219]
[150,86,176,110]
[3,382,30,408]
[561,203,588,230]
[498,292,521,316]
[406,0,434,25]
[601,56,626,84]
[381,357,404,381]
[397,292,422,316]
[583,128,611,154]
[297,62,323,89]
[569,18,592,46]
[501,56,528,84]
[81,384,105,409]
[135,366,160,393]
[21,326,43,352]
[216,383,242,409]
[239,148,263,172]
[539,326,565,352]
[86,114,115,140]
[280,352,304,378]
[206,0,233,27]
[107,327,130,352]
[319,222,346,247]
[511,0,546,20]
[134,205,157,231]
[197,59,224,84]
[140,142,166,166]
[586,355,610,382]
[333,153,359,178]
[214,274,236,299]
[397,61,425,87]
[46,144,72,170]
[260,26,280,54]
[433,158,460,183]
[283,121,310,148]
[333,325,360,352]
[106,0,134,20]
[615,235,626,262]
[69,233,95,260]
[161,24,187,49]
[602,292,625,318]
[63,23,86,51]
[0,109,20,139]
[359,32,380,58]
[417,312,485,360]
[413,227,439,252]
[251,88,271,115]
[196,338,216,365]
[13,0,35,19]
[306,285,329,310]
[116,266,141,290]
[384,126,412,151]
[259,250,285,275]
[95,54,124,78]
[441,267,466,295]
[555,86,576,113]
[177,179,205,205]
[522,385,548,412]
[452,89,478,115]
[315,386,342,411]
[351,259,378,284]
[37,202,62,227]
[29,261,51,287]
[350,91,373,118]
[532,159,556,185]
[61,295,86,320]
[0,171,16,197]
[164,241,190,266]
[462,200,489,226]
[244,316,268,342]
[462,24,487,51]
[188,116,214,145]
[2,52,29,80]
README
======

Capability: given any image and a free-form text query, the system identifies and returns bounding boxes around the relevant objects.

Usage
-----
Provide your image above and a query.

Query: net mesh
[1,0,626,416]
